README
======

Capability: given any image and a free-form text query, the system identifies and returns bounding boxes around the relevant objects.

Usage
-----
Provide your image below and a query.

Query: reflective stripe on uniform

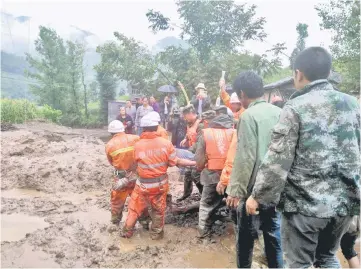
[138,162,167,169]
[110,146,134,157]
[169,152,176,159]
[136,178,168,189]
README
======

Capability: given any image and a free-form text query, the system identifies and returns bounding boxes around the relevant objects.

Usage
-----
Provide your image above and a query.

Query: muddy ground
[0,121,353,268]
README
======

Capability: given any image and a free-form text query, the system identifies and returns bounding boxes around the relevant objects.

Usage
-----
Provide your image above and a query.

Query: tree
[316,0,360,92]
[146,1,266,61]
[88,81,99,102]
[66,41,85,116]
[26,26,69,111]
[289,23,309,68]
[95,32,156,98]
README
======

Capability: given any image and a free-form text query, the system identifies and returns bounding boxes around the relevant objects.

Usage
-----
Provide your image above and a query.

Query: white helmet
[108,120,125,133]
[140,111,160,127]
[230,92,241,104]
[147,111,161,122]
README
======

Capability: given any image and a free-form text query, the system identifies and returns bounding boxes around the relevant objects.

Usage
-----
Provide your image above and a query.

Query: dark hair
[143,126,158,132]
[272,101,285,108]
[232,71,264,98]
[293,47,332,82]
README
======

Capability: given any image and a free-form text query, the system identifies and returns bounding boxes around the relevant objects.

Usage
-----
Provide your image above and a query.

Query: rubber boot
[176,179,193,202]
[195,182,203,194]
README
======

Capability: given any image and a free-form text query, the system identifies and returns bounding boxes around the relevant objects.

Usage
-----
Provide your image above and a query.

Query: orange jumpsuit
[123,131,177,239]
[220,90,245,120]
[105,132,139,224]
[157,125,169,140]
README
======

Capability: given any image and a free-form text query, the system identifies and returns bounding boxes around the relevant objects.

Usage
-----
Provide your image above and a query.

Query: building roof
[264,70,342,91]
[264,77,293,91]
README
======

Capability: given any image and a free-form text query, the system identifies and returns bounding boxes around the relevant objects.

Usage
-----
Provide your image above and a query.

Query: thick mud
[0,121,351,268]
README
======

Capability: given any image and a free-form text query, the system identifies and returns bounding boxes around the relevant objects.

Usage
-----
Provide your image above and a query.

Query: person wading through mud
[246,47,360,268]
[195,106,234,240]
[105,120,150,228]
[177,105,204,202]
[122,112,196,239]
[226,71,283,269]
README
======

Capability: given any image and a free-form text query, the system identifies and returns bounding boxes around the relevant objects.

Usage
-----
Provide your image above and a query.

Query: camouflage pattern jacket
[252,79,360,218]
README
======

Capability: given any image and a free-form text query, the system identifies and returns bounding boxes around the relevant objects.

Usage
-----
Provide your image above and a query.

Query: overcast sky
[2,0,333,65]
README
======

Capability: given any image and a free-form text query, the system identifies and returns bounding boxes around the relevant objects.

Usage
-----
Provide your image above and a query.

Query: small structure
[263,70,342,102]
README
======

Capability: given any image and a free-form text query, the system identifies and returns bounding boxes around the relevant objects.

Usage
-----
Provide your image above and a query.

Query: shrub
[38,104,62,123]
[1,99,62,124]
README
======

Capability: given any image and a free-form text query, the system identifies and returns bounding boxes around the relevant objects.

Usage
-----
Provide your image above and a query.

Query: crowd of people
[105,47,360,268]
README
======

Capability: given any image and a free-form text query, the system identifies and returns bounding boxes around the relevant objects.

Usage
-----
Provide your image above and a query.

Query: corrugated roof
[264,71,342,91]
[264,77,293,91]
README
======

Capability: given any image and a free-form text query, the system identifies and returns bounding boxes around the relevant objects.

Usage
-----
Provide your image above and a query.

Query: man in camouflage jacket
[246,47,360,268]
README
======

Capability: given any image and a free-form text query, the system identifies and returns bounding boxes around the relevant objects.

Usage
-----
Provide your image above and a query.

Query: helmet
[140,111,160,127]
[230,92,241,104]
[108,120,125,133]
[147,111,161,122]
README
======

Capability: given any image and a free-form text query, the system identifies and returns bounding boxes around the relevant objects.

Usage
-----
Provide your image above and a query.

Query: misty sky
[2,0,333,65]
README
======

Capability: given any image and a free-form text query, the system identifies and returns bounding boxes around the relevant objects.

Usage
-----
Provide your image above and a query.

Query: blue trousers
[236,203,283,268]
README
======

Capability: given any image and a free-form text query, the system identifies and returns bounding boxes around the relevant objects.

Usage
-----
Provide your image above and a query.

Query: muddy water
[1,213,49,242]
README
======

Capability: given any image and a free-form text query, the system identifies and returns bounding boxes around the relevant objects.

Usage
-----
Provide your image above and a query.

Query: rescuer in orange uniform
[195,109,235,239]
[122,112,196,239]
[105,120,149,226]
[216,130,238,195]
[219,79,245,122]
[177,105,204,201]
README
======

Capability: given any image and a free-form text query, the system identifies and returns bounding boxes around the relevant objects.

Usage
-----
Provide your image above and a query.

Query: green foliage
[147,1,266,61]
[289,23,309,68]
[0,99,61,123]
[1,99,38,123]
[156,45,285,101]
[146,9,172,33]
[264,68,293,84]
[316,0,360,92]
[26,26,69,111]
[38,104,62,123]
[25,26,99,126]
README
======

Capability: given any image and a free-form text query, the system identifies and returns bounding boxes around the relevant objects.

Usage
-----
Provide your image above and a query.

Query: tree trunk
[81,68,89,119]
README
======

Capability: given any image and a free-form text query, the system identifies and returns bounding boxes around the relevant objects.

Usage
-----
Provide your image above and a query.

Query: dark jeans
[341,231,358,260]
[282,212,352,268]
[236,203,283,268]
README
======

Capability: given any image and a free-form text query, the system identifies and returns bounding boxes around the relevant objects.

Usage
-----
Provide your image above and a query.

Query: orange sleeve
[220,131,237,186]
[220,89,231,109]
[168,142,178,167]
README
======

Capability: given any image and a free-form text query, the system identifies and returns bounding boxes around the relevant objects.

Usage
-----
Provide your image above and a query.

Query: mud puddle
[1,213,49,242]
[1,188,104,204]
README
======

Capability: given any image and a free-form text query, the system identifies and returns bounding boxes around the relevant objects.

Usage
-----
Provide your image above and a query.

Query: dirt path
[0,121,351,268]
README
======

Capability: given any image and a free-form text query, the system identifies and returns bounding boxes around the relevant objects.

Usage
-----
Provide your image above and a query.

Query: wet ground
[0,121,357,268]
